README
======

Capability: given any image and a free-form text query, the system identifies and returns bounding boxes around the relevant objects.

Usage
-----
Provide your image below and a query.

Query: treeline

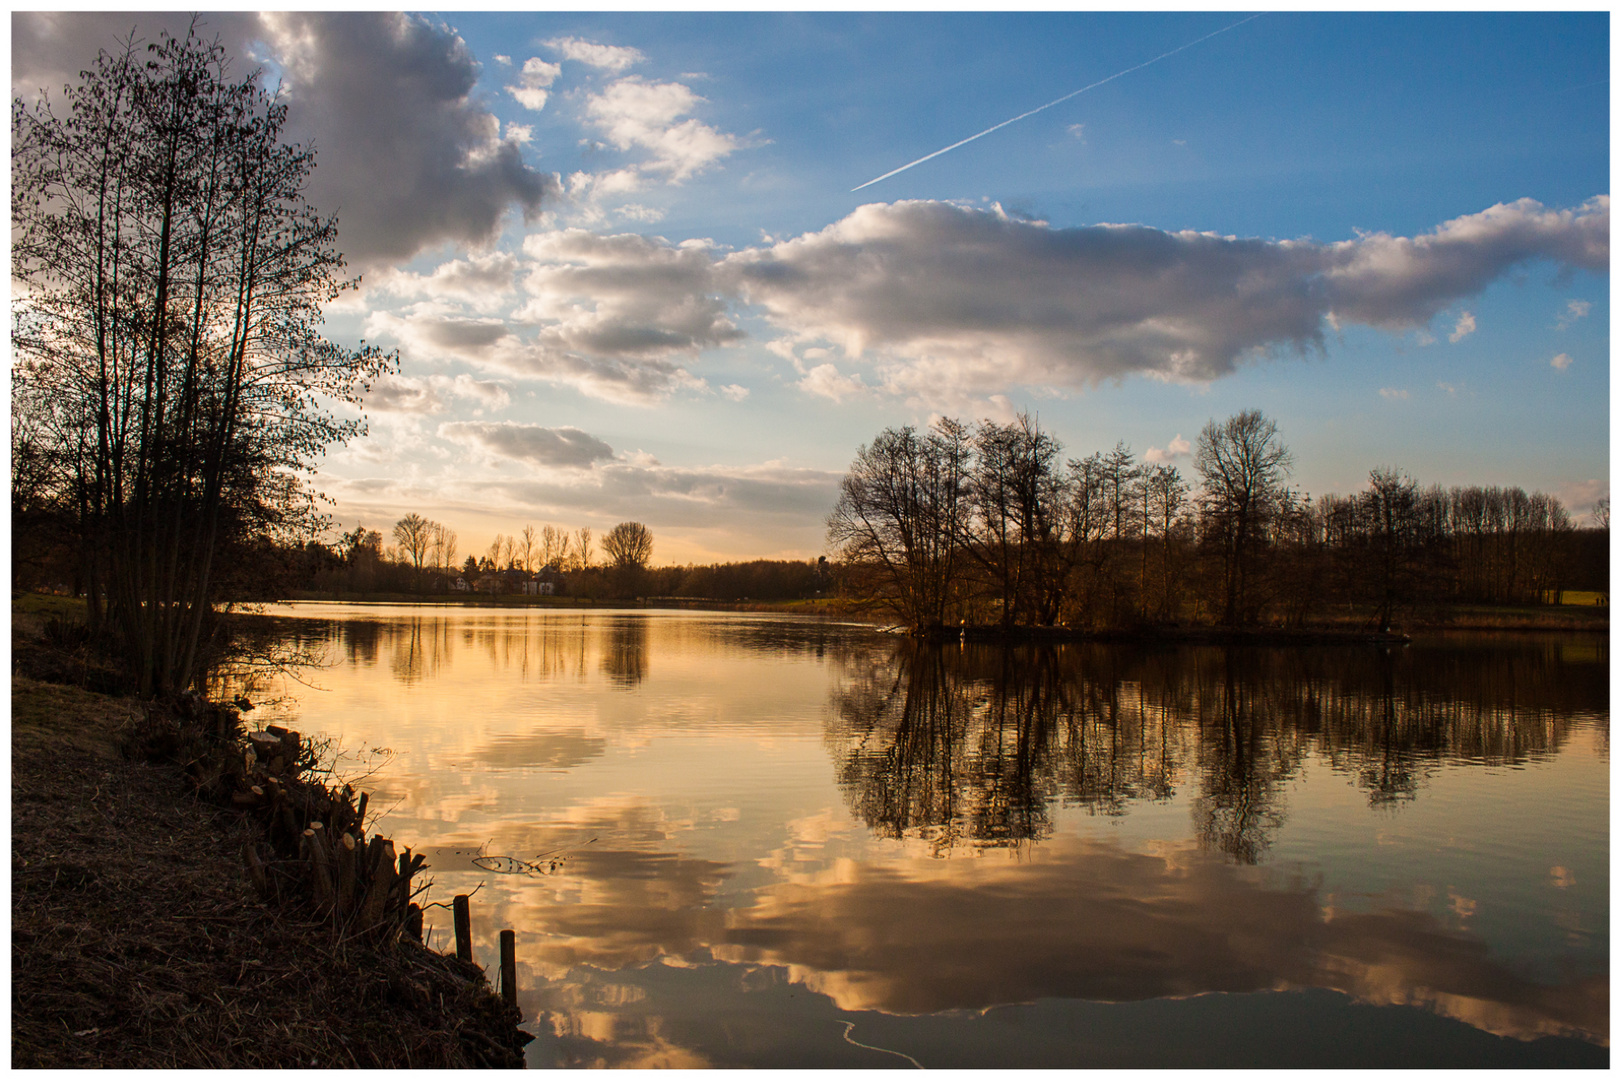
[160,512,832,602]
[827,411,1607,633]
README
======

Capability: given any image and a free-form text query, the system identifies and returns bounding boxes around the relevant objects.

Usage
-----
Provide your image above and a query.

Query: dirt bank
[11,608,531,1068]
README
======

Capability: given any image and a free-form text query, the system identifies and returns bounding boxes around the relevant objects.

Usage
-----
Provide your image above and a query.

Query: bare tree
[518,524,537,573]
[1144,464,1190,620]
[11,27,392,694]
[429,522,458,573]
[1196,410,1293,626]
[574,526,593,570]
[602,521,654,569]
[393,513,433,586]
[967,414,1064,628]
[827,419,972,633]
[540,524,571,569]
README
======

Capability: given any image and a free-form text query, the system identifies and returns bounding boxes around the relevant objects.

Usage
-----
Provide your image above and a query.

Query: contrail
[851,13,1263,193]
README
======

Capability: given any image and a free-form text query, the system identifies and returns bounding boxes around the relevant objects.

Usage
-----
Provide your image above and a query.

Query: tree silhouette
[12,26,391,694]
[1195,411,1294,626]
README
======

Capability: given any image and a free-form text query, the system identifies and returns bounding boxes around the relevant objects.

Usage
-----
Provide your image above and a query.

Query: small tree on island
[11,27,394,695]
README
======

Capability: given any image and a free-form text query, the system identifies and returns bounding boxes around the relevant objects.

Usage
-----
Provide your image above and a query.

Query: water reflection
[601,618,649,688]
[715,837,1607,1041]
[830,640,1605,861]
[231,609,1607,1064]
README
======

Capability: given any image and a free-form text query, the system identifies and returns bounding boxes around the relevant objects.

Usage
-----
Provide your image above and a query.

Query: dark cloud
[470,459,844,528]
[259,13,558,265]
[518,230,744,359]
[12,12,560,269]
[363,372,512,415]
[365,373,445,414]
[440,422,616,469]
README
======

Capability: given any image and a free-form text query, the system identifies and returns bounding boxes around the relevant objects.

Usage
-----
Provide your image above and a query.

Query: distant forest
[13,407,1605,621]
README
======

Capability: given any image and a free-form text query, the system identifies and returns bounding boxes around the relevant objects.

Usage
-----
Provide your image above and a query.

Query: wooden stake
[336,832,358,916]
[242,842,268,897]
[453,894,473,963]
[305,828,333,910]
[499,929,517,1009]
[359,838,397,931]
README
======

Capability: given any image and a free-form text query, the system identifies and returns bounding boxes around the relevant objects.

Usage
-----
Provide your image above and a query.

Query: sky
[10,11,1611,565]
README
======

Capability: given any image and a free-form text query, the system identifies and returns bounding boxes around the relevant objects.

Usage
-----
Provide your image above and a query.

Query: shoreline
[260,592,1607,636]
[11,602,533,1068]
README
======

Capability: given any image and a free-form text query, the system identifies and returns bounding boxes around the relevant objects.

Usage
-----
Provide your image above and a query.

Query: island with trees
[826,411,1607,640]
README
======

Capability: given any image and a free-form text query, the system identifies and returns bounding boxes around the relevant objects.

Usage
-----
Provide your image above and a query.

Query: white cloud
[494,54,511,65]
[1555,479,1609,523]
[720,197,1609,406]
[1556,299,1593,330]
[1144,434,1192,463]
[797,363,868,402]
[615,203,667,223]
[507,56,562,112]
[371,252,520,312]
[1448,311,1476,342]
[1319,197,1608,328]
[544,36,645,73]
[1550,352,1574,371]
[505,123,533,144]
[1378,387,1410,400]
[582,77,739,183]
[720,384,751,401]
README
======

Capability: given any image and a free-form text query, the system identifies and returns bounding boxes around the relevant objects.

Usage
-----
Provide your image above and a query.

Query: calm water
[241,604,1608,1068]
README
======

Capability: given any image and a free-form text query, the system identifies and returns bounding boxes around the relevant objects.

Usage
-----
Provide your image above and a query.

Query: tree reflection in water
[827,638,1605,862]
[601,617,649,687]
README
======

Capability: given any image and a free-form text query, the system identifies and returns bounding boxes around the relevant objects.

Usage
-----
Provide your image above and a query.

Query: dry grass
[11,673,530,1068]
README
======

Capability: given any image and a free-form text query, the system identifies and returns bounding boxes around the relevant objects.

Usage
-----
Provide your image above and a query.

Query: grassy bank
[10,600,530,1067]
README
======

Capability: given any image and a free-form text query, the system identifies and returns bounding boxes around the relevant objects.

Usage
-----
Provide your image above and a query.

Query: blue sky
[12,12,1610,563]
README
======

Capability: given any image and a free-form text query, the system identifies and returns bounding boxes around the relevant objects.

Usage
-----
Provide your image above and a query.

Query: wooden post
[453,894,473,963]
[499,929,517,1008]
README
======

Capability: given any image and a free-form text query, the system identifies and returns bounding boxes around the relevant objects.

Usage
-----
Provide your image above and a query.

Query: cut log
[359,838,397,931]
[247,731,282,754]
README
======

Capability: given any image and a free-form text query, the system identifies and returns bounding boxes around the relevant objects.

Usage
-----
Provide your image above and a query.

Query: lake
[237,604,1608,1068]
